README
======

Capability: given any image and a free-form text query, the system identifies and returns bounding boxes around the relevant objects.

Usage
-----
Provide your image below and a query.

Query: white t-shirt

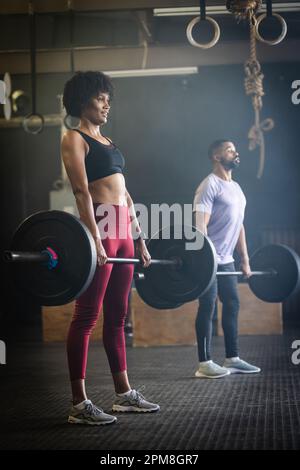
[193,173,246,264]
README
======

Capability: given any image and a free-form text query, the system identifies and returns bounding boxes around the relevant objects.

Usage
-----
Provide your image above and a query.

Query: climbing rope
[244,12,274,178]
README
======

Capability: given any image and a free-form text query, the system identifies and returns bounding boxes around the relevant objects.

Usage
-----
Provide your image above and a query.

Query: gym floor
[0,333,299,451]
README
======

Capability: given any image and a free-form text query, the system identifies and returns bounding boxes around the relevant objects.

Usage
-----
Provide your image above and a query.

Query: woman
[62,71,159,425]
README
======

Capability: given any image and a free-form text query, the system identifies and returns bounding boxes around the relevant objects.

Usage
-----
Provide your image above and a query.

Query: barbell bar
[4,251,178,267]
[4,250,276,276]
[4,210,300,308]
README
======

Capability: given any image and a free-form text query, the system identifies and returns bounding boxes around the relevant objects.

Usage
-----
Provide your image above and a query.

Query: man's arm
[193,179,215,236]
[236,225,252,277]
[194,210,211,236]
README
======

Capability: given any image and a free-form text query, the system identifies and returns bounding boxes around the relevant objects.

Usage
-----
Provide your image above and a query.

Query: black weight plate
[145,225,217,303]
[249,244,300,302]
[135,269,182,310]
[10,210,97,305]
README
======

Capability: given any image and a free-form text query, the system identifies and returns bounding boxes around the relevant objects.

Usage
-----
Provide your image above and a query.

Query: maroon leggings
[67,204,134,380]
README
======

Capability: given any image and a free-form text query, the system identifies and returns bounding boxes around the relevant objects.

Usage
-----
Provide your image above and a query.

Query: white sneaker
[68,400,117,425]
[112,388,160,413]
[223,358,261,374]
[195,360,231,379]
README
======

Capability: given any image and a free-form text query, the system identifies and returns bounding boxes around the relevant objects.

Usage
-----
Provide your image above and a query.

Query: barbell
[3,210,300,309]
[136,225,300,308]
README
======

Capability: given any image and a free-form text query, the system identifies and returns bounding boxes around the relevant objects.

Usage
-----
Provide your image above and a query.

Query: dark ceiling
[0,1,299,73]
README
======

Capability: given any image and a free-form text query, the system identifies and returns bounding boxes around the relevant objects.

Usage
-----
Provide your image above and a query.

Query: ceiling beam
[0,0,288,15]
[0,39,299,74]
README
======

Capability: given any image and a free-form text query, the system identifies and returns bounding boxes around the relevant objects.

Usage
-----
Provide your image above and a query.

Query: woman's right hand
[94,237,108,266]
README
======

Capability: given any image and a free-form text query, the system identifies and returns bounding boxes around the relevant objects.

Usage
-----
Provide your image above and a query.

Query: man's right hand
[240,258,252,278]
[94,237,108,266]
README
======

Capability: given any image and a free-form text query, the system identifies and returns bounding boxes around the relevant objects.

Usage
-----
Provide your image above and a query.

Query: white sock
[74,399,90,409]
[226,357,240,363]
[199,360,212,365]
[117,389,132,397]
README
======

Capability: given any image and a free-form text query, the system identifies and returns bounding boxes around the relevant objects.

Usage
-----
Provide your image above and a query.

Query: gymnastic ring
[255,13,287,45]
[22,113,44,134]
[63,114,80,130]
[186,16,220,49]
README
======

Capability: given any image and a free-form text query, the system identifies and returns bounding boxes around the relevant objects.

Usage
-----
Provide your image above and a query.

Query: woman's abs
[88,173,127,205]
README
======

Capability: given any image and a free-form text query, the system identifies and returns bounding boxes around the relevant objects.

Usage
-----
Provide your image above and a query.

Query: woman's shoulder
[63,128,81,139]
[61,129,88,159]
[62,129,85,146]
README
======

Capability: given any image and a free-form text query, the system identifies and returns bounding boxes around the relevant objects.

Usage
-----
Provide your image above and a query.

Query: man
[193,139,261,378]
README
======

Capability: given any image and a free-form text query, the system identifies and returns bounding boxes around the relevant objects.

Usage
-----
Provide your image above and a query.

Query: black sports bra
[74,129,125,183]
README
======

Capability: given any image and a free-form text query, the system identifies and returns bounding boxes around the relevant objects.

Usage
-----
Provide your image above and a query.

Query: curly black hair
[63,71,114,118]
[208,139,231,159]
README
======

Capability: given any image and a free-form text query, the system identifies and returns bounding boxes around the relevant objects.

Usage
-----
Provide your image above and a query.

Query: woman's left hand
[136,239,151,268]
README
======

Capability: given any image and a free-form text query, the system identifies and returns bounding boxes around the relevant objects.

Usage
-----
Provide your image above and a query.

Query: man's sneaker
[112,388,160,413]
[223,357,261,374]
[195,360,231,379]
[68,399,117,425]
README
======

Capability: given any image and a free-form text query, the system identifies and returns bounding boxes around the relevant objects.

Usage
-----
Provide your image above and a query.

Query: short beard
[220,157,240,171]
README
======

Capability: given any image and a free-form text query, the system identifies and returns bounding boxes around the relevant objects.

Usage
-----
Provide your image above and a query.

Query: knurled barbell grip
[4,250,50,263]
[134,272,145,281]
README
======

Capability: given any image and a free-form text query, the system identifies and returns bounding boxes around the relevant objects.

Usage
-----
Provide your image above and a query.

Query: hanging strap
[266,0,273,18]
[29,2,37,115]
[200,0,206,20]
[68,0,75,74]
